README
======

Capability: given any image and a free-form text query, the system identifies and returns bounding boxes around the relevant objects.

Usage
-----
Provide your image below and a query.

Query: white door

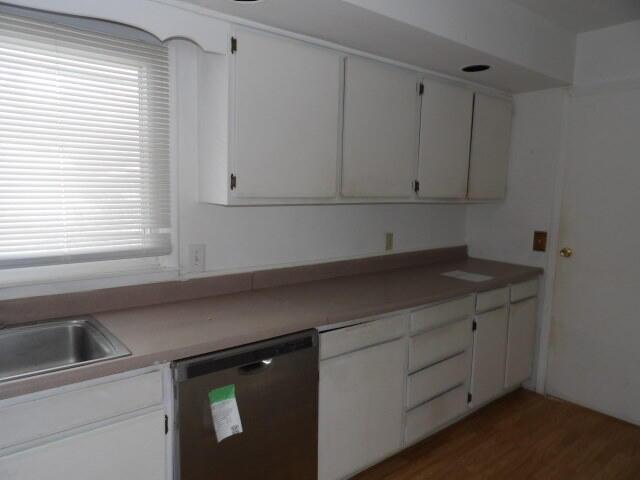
[0,410,166,480]
[417,80,474,199]
[233,28,341,198]
[504,298,537,389]
[341,56,420,198]
[546,87,640,425]
[318,338,405,480]
[467,93,512,200]
[470,307,508,406]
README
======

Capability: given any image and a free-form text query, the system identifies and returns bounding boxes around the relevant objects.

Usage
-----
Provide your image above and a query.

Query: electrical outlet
[188,244,206,273]
[385,232,394,251]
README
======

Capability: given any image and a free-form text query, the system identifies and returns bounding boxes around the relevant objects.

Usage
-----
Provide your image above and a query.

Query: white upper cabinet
[341,56,420,198]
[232,28,341,199]
[195,26,513,205]
[417,80,474,199]
[467,93,513,200]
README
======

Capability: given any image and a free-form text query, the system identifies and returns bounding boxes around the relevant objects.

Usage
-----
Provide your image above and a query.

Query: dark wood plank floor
[353,389,640,480]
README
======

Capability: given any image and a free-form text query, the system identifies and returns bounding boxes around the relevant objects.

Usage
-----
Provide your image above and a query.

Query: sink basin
[0,318,130,383]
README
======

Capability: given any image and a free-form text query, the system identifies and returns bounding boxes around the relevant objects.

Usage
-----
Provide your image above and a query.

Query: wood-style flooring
[353,389,640,480]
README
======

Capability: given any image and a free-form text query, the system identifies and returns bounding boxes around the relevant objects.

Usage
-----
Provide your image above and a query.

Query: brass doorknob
[560,247,573,258]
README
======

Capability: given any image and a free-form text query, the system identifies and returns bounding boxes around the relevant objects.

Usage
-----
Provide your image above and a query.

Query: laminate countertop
[0,257,542,400]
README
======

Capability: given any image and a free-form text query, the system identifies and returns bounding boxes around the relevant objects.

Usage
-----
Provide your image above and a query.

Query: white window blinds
[0,13,171,269]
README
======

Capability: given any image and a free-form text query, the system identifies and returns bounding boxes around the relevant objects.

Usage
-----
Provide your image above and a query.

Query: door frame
[532,88,570,394]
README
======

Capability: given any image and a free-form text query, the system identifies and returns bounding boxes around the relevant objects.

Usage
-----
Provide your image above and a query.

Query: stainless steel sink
[0,317,130,383]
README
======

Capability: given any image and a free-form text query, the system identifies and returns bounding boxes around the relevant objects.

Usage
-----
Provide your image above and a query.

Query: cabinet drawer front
[0,370,163,450]
[409,318,472,372]
[407,351,470,409]
[405,385,467,446]
[320,314,407,360]
[0,409,166,480]
[410,296,473,334]
[476,288,508,312]
[510,279,538,302]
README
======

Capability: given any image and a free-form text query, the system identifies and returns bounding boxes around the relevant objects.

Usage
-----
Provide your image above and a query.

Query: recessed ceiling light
[461,64,491,73]
[232,0,263,3]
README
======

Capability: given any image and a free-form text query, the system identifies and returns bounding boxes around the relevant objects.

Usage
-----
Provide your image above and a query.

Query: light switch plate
[385,232,394,251]
[533,231,547,252]
[188,244,206,273]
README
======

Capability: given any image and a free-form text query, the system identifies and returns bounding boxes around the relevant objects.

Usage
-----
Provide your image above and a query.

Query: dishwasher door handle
[239,358,273,375]
[173,330,317,382]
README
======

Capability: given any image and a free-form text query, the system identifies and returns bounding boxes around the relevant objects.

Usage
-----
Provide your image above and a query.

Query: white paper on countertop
[441,270,493,282]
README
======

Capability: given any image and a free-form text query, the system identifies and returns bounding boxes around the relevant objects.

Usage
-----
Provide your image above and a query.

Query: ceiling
[509,0,640,33]
[180,0,572,93]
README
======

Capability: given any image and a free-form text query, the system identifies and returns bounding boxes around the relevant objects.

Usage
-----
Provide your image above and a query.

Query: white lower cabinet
[318,316,407,480]
[0,409,166,480]
[470,306,509,406]
[409,318,472,371]
[406,351,470,410]
[0,367,169,480]
[405,298,474,446]
[405,385,468,446]
[505,297,538,388]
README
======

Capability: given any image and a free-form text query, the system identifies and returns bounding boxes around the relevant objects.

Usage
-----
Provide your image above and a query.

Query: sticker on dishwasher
[208,384,243,442]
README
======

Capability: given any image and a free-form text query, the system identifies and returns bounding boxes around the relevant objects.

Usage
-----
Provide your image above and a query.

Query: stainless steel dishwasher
[173,330,319,480]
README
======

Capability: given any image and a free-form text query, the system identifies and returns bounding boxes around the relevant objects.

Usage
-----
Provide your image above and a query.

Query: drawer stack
[404,296,474,445]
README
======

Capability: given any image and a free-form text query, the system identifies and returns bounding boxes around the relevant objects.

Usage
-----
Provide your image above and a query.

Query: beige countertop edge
[0,262,542,401]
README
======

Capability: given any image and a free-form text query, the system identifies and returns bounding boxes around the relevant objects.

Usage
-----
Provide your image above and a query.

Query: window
[0,13,171,270]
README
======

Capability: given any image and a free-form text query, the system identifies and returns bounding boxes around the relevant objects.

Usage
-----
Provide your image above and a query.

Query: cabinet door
[342,56,420,198]
[417,80,473,199]
[233,29,341,198]
[318,338,405,480]
[470,306,508,406]
[467,93,513,200]
[505,298,538,388]
[0,410,166,480]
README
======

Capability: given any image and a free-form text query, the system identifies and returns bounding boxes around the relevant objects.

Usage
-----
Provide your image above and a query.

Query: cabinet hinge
[472,319,477,331]
[418,82,424,96]
[413,180,420,193]
[231,36,237,54]
[164,415,169,435]
[468,393,473,403]
[230,173,237,190]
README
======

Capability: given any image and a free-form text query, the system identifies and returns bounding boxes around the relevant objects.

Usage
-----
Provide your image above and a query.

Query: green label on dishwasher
[208,384,243,442]
[208,384,236,404]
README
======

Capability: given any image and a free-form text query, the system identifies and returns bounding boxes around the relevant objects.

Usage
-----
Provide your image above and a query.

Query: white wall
[466,88,568,390]
[175,40,466,276]
[466,89,566,267]
[574,20,640,86]
[467,20,640,394]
